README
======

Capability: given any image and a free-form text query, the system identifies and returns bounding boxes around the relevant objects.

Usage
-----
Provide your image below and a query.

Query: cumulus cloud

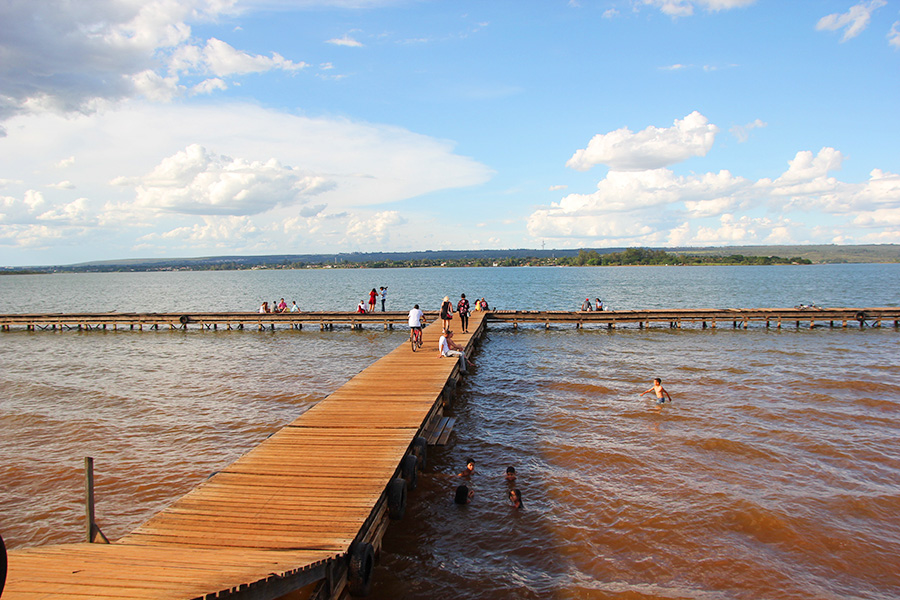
[816,1,886,42]
[530,118,900,247]
[142,216,262,246]
[566,111,719,172]
[0,0,305,126]
[113,144,333,216]
[345,210,405,244]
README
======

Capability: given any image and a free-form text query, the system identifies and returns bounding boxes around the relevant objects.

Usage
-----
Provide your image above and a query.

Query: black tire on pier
[347,541,375,597]
[400,454,418,490]
[386,477,407,520]
[412,436,427,471]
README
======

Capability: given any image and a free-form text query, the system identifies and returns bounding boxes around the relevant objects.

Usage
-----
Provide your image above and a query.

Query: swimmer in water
[454,484,474,504]
[458,458,475,478]
[640,377,673,404]
[505,466,517,483]
[508,488,524,509]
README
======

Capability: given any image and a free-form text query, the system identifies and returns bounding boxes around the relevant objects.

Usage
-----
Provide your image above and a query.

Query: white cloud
[200,38,308,76]
[326,35,364,47]
[48,181,76,190]
[644,0,756,18]
[730,118,767,143]
[889,21,900,48]
[143,216,262,246]
[530,134,900,247]
[0,102,493,256]
[566,111,719,172]
[113,144,333,216]
[54,157,76,169]
[0,0,304,127]
[816,1,886,42]
[345,210,405,244]
[549,185,568,191]
[191,78,228,95]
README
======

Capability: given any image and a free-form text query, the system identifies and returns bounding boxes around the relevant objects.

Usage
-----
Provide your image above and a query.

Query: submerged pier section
[4,313,485,600]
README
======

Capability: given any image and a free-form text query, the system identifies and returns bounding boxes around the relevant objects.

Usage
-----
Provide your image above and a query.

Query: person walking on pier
[457,293,470,334]
[640,378,672,404]
[440,296,453,330]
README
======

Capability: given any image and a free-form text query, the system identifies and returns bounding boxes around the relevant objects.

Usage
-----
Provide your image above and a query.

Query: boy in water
[640,378,673,404]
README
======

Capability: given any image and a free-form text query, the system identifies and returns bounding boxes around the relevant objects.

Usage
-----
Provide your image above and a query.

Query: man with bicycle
[408,304,426,348]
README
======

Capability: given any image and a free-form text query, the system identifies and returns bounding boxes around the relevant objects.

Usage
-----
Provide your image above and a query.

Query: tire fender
[386,477,407,520]
[347,541,375,597]
[855,311,867,322]
[412,436,427,471]
[400,454,418,490]
[179,315,190,325]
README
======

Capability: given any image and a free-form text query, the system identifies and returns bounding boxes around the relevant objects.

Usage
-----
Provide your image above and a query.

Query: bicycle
[410,326,423,352]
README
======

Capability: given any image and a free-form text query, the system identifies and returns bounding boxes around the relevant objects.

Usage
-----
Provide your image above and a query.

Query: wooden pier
[2,313,485,600]
[1,307,898,333]
[488,307,900,330]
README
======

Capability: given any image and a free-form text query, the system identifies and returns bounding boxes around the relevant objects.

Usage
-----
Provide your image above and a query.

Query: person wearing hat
[440,295,453,331]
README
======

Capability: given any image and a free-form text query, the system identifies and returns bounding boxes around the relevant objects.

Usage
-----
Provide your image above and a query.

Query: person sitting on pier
[458,458,475,478]
[454,484,474,505]
[438,329,474,367]
[508,488,524,509]
[259,302,270,313]
[277,298,288,313]
[581,298,593,311]
[595,298,603,311]
[356,300,367,314]
[290,300,300,312]
[640,378,673,404]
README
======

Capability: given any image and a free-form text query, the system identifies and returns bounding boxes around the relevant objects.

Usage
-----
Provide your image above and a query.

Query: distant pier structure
[1,307,899,332]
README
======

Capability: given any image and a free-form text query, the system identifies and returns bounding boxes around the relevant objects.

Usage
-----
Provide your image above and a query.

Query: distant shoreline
[2,244,897,273]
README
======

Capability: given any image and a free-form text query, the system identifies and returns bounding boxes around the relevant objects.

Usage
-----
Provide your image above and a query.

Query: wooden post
[84,457,109,544]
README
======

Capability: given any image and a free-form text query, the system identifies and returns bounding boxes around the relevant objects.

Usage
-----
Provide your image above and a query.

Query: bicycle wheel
[411,333,418,352]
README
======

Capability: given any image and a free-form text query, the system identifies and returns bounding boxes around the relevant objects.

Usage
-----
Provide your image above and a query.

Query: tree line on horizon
[0,248,826,274]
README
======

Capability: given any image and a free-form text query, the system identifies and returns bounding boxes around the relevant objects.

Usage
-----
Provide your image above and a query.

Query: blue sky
[1,0,899,266]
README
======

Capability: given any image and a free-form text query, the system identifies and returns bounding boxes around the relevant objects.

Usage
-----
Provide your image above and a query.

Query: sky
[1,0,899,266]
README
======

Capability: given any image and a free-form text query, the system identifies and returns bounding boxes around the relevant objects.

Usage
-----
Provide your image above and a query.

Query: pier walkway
[3,313,485,600]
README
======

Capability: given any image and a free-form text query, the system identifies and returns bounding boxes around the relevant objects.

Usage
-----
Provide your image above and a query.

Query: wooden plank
[436,417,456,446]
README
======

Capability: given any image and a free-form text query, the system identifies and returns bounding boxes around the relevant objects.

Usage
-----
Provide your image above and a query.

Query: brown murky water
[1,266,899,599]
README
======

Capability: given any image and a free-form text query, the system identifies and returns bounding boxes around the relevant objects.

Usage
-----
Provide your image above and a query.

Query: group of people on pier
[452,459,523,510]
[357,287,388,313]
[580,297,604,311]
[259,298,299,313]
